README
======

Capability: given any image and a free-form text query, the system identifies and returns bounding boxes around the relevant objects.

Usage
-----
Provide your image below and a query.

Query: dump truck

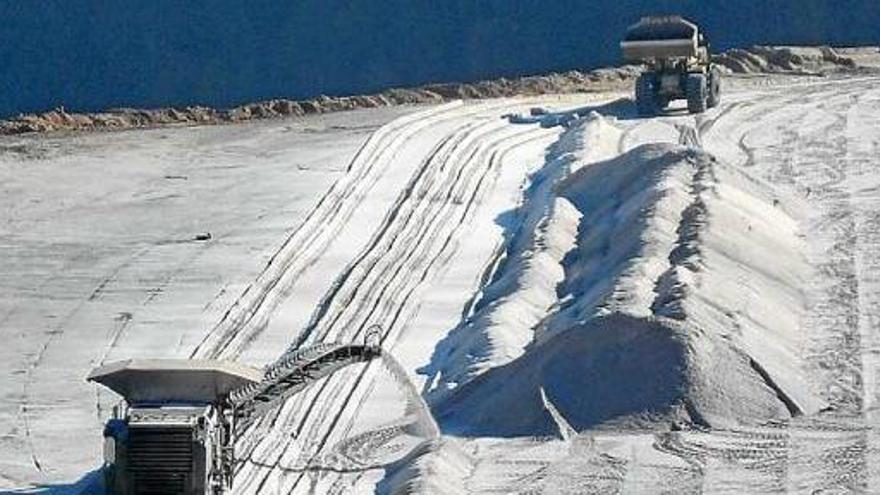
[88,359,262,495]
[621,16,722,115]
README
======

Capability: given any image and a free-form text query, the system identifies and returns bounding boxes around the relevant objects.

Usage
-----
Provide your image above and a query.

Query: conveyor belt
[228,342,381,432]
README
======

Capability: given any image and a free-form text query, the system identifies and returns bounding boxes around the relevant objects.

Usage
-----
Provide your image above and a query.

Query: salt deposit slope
[419,113,621,403]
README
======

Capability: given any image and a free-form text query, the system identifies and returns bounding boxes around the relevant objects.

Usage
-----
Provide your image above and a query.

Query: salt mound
[420,115,623,403]
[433,141,824,436]
[437,313,800,436]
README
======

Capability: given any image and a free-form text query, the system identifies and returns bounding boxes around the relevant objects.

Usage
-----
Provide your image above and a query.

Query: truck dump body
[621,16,700,62]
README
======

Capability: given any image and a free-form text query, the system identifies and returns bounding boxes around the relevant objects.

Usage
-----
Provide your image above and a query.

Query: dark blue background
[1,1,877,117]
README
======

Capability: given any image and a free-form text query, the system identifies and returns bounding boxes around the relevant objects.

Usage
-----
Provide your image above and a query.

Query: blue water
[1,0,877,117]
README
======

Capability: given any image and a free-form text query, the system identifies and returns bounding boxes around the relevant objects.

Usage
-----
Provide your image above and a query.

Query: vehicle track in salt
[237,129,548,492]
[182,100,535,491]
[229,111,480,486]
[228,110,506,473]
[232,106,559,494]
[189,101,476,361]
[299,130,559,493]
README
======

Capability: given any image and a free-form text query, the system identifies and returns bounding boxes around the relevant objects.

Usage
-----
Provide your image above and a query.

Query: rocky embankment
[713,45,875,75]
[1,46,875,136]
[0,67,639,135]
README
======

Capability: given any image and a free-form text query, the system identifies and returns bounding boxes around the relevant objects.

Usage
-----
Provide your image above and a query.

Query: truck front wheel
[635,74,659,116]
[686,73,708,114]
[707,68,722,108]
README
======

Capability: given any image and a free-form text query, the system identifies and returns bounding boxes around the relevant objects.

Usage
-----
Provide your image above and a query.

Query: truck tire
[635,74,658,116]
[686,73,708,114]
[707,68,722,108]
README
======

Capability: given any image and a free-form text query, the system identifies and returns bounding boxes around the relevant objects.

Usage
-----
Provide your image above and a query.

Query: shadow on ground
[1,469,104,495]
[506,97,696,128]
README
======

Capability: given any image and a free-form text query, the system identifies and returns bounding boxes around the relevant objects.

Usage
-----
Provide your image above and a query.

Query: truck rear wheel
[635,74,658,116]
[686,73,707,114]
[707,68,722,108]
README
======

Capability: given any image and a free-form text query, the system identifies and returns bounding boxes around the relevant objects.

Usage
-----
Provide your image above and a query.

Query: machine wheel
[686,73,708,114]
[707,68,722,108]
[635,74,659,116]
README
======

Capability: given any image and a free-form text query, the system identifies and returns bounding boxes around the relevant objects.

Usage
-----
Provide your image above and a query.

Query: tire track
[231,108,506,492]
[239,118,512,492]
[190,102,470,361]
[283,131,555,490]
[202,101,524,364]
[308,134,557,492]
[285,123,483,352]
[234,110,556,494]
[231,118,492,483]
